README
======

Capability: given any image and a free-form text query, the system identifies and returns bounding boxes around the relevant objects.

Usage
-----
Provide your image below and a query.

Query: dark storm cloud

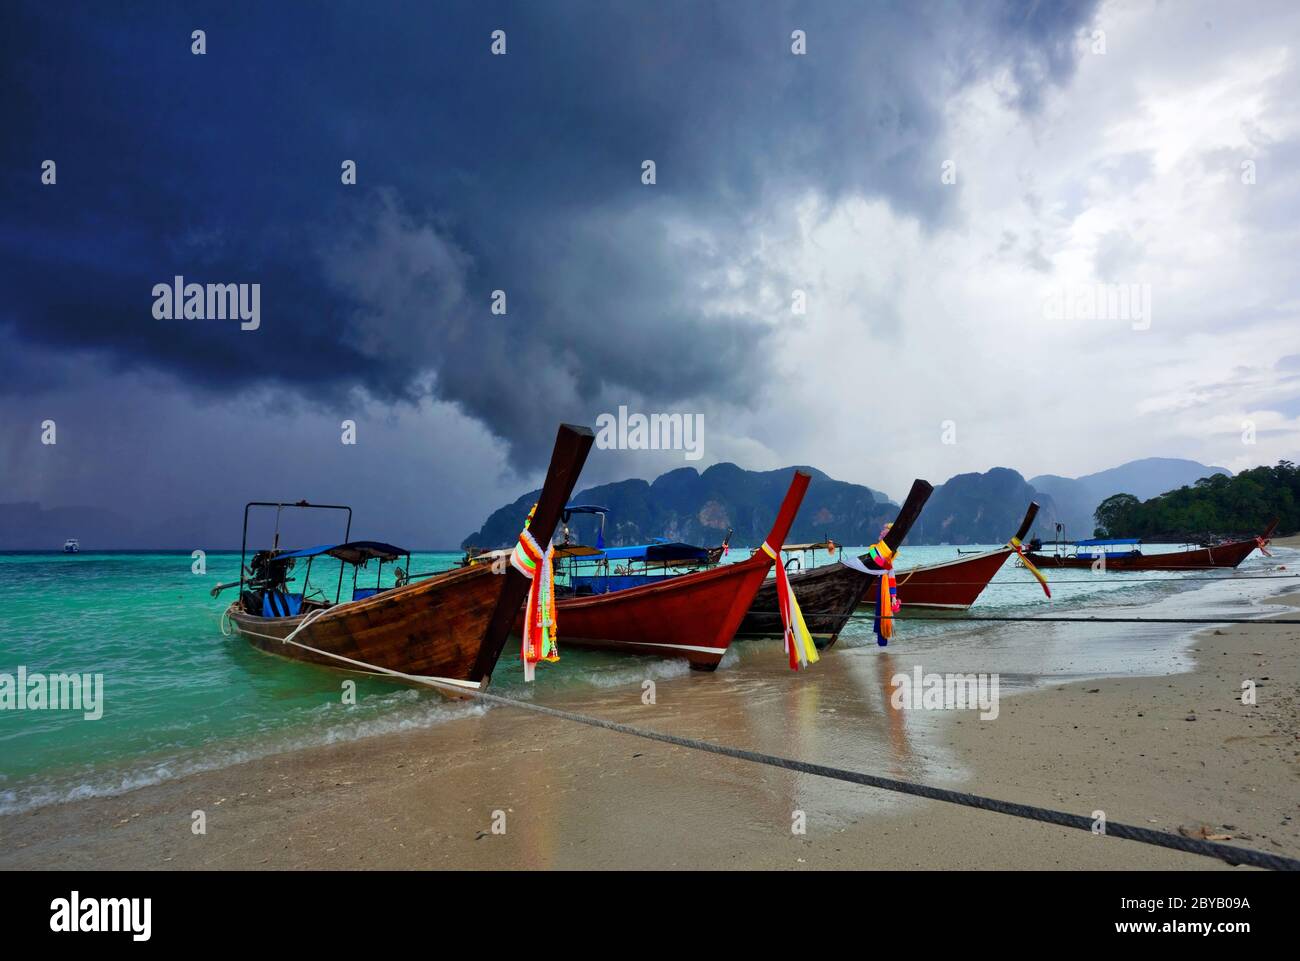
[0,0,1097,466]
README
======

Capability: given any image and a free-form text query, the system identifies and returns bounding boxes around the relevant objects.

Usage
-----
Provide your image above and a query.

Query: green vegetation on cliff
[1093,462,1296,540]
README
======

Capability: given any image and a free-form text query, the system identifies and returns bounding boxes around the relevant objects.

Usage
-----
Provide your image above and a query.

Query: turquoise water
[0,544,1285,814]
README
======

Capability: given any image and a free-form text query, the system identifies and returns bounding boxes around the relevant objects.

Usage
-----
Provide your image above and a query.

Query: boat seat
[262,591,304,618]
[352,588,381,601]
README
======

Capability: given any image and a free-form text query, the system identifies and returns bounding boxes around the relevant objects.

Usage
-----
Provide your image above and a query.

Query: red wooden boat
[859,502,1043,610]
[543,471,812,670]
[221,424,594,695]
[1023,519,1277,571]
[736,478,934,647]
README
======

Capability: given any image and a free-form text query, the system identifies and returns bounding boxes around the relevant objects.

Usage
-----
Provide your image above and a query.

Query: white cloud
[682,0,1300,499]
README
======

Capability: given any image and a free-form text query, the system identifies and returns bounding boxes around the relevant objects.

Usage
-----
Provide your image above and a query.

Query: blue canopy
[1075,538,1141,547]
[598,542,710,563]
[273,541,408,564]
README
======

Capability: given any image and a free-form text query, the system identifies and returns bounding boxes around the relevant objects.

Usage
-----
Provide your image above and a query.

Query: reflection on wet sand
[875,652,915,779]
[519,639,958,845]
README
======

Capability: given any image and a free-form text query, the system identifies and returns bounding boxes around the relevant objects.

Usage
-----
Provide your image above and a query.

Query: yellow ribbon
[1009,536,1051,598]
[761,543,819,670]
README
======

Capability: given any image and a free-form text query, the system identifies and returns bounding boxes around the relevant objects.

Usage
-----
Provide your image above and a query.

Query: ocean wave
[0,696,489,816]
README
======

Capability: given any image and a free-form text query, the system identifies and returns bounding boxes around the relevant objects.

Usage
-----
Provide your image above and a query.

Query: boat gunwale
[226,561,492,631]
[555,551,769,610]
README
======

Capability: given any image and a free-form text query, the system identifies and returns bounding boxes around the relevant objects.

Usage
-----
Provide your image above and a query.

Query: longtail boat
[1022,519,1277,571]
[862,502,1046,611]
[217,423,594,694]
[540,470,812,670]
[736,479,934,648]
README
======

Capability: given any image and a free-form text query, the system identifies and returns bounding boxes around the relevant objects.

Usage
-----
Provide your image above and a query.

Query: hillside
[1093,462,1296,539]
[464,464,1057,548]
[1030,457,1231,537]
[463,464,896,549]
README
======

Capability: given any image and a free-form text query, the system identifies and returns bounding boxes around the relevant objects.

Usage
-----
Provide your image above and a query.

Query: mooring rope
[227,616,1300,870]
[467,691,1300,872]
[745,609,1300,624]
[843,613,1300,624]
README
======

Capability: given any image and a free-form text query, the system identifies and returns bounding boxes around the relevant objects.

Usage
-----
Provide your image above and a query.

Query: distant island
[462,456,1270,549]
[463,464,897,550]
[8,456,1283,551]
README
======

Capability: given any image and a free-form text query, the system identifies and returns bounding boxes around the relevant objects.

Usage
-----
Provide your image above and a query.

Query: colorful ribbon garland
[1008,536,1052,598]
[865,539,898,646]
[760,542,819,670]
[511,525,559,682]
[1256,535,1273,557]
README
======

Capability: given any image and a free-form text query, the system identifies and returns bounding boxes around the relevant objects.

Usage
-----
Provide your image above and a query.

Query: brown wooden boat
[221,423,595,694]
[861,502,1043,611]
[735,479,934,648]
[1023,519,1277,571]
[540,471,812,670]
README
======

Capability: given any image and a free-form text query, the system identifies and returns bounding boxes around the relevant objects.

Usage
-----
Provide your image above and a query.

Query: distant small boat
[1023,519,1277,571]
[62,538,79,553]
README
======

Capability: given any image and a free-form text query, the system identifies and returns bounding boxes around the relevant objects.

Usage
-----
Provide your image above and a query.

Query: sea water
[0,545,1291,815]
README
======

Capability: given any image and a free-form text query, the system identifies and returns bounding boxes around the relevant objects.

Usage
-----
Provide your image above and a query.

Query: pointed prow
[1014,502,1041,542]
[883,479,934,552]
[473,423,595,681]
[762,471,813,550]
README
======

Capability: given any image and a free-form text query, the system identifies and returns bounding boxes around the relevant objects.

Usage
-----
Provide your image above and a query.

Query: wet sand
[2,581,1297,870]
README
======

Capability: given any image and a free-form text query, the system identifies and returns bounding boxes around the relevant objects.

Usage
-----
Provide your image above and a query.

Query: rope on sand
[232,619,1300,871]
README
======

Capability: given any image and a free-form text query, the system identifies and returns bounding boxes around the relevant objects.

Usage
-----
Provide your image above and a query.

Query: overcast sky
[2,1,1297,546]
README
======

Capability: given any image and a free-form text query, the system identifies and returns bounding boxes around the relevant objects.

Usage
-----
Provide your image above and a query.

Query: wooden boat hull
[541,471,813,670]
[874,547,1014,609]
[729,478,936,651]
[855,502,1044,612]
[225,423,595,694]
[736,560,867,647]
[228,564,505,693]
[738,545,1011,650]
[1023,538,1263,571]
[549,558,778,669]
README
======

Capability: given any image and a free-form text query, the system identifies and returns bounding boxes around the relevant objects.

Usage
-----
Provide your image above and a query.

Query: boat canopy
[599,542,710,563]
[1074,538,1141,547]
[554,544,605,558]
[273,541,409,564]
[562,504,608,519]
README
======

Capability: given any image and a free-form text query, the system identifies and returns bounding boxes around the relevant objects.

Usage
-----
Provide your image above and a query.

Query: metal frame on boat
[217,423,595,695]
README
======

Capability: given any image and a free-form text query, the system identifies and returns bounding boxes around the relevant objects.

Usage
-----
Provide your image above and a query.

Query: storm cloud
[0,1,1097,467]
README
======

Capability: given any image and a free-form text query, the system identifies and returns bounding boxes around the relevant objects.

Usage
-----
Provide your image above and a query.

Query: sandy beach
[2,564,1297,871]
